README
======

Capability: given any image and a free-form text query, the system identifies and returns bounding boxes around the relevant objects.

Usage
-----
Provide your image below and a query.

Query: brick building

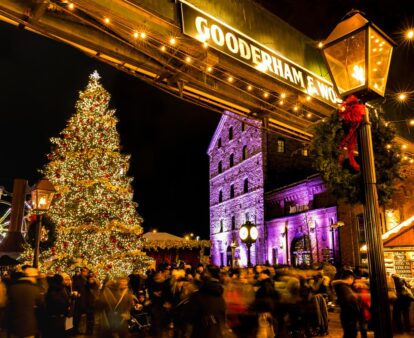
[208,112,340,267]
[208,112,414,269]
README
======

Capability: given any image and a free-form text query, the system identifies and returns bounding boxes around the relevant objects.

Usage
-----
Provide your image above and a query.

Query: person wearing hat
[5,267,44,338]
[332,270,360,338]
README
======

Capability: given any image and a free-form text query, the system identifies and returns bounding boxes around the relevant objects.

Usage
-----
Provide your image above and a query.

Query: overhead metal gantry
[0,0,341,142]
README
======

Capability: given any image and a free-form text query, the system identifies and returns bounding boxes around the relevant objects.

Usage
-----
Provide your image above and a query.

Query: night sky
[0,0,413,239]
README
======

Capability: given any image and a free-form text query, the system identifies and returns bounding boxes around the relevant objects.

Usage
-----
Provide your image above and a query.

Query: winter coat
[44,283,71,337]
[187,278,226,338]
[332,280,360,320]
[5,278,44,337]
[254,277,278,313]
[72,274,87,313]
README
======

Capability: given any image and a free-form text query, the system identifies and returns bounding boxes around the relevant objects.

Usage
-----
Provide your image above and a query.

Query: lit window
[230,185,235,198]
[302,149,309,157]
[230,154,234,167]
[244,178,249,193]
[229,127,233,140]
[242,145,248,160]
[219,190,223,203]
[277,139,285,153]
[218,138,222,148]
[218,161,223,174]
[242,122,246,132]
[231,216,236,230]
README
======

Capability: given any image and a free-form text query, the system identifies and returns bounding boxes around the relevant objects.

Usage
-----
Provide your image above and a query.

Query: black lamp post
[239,221,258,267]
[31,178,55,268]
[321,11,394,338]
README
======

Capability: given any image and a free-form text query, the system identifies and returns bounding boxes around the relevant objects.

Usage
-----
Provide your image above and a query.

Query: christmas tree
[33,71,152,277]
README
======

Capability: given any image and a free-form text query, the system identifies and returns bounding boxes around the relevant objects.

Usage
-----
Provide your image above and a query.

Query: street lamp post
[30,178,56,268]
[239,221,258,267]
[322,11,395,338]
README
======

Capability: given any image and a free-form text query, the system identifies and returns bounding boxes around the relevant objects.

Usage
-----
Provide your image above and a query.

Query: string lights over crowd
[59,1,414,148]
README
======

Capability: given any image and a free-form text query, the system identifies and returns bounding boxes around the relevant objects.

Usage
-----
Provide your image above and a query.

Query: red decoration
[338,95,365,171]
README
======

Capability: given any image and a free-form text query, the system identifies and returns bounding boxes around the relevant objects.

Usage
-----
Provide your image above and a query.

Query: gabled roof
[383,215,414,247]
[207,113,228,155]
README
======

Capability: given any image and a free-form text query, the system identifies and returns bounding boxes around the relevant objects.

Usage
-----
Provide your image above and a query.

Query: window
[219,219,223,233]
[231,216,236,230]
[244,178,249,193]
[219,190,223,203]
[229,127,233,140]
[277,139,285,153]
[302,148,309,157]
[230,184,235,198]
[218,138,222,148]
[242,122,246,132]
[229,154,234,167]
[218,161,222,174]
[242,145,248,160]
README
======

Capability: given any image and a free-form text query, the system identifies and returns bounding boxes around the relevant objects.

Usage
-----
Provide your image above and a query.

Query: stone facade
[208,112,339,267]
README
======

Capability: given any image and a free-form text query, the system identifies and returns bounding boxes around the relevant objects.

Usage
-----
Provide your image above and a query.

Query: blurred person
[332,270,360,338]
[353,279,371,338]
[43,274,71,338]
[85,272,100,335]
[5,267,44,338]
[129,268,145,297]
[392,274,413,333]
[186,265,226,338]
[98,277,134,338]
[254,269,278,338]
[72,267,89,335]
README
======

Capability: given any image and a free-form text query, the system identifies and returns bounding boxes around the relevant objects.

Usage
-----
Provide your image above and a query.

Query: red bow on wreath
[338,95,365,171]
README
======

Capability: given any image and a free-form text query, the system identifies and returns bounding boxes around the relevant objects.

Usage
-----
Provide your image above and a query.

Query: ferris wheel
[0,187,31,241]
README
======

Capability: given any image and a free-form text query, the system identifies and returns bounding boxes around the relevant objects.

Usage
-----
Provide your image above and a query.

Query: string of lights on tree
[54,1,414,149]
[22,71,154,278]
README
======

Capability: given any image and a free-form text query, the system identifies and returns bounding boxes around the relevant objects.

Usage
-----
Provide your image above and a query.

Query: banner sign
[179,1,338,106]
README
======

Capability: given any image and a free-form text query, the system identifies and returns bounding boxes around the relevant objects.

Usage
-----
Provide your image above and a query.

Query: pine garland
[310,107,401,205]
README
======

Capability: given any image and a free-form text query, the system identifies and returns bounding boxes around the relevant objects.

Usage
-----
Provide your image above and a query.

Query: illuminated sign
[179,1,338,106]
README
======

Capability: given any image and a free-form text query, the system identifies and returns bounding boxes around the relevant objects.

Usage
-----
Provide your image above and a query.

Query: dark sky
[0,0,413,239]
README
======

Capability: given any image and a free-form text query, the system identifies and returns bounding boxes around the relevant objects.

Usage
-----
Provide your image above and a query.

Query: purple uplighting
[208,112,339,267]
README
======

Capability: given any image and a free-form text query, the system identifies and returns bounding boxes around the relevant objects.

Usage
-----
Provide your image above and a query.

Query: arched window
[244,178,249,193]
[229,154,234,167]
[219,219,223,233]
[230,184,235,198]
[229,127,233,140]
[242,145,248,160]
[231,216,236,230]
[218,138,222,148]
[218,161,222,174]
[219,190,223,203]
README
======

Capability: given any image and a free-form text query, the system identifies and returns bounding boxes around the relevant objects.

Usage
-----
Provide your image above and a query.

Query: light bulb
[247,85,252,91]
[406,29,414,40]
[398,93,407,101]
[169,37,176,45]
[140,32,146,39]
[185,56,191,63]
[68,3,75,10]
[104,17,110,24]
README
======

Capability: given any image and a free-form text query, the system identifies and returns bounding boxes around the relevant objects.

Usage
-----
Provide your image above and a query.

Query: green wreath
[27,216,57,251]
[309,107,401,205]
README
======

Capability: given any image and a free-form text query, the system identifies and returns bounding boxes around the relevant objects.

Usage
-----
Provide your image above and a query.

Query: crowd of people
[0,262,412,338]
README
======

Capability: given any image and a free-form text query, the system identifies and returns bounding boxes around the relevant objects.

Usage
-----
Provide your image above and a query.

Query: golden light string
[55,1,325,126]
[6,5,310,143]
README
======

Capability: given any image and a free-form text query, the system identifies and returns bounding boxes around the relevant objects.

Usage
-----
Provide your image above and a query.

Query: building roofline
[265,174,321,197]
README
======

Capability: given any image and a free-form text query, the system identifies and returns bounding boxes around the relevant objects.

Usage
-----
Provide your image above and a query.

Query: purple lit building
[208,112,339,267]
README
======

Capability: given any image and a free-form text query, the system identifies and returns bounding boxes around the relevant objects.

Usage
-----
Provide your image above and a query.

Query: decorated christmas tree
[32,71,152,277]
